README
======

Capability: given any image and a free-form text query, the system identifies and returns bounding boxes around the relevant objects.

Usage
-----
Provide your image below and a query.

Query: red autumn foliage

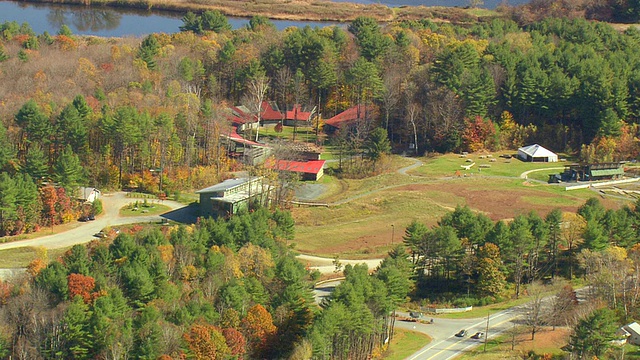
[222,327,246,358]
[40,185,58,226]
[67,273,96,303]
[0,280,12,305]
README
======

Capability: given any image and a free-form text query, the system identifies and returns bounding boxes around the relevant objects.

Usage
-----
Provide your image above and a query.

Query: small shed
[517,144,558,162]
[76,187,101,203]
[623,322,640,345]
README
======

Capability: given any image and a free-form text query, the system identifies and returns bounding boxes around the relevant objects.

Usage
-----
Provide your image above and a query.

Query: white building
[517,144,558,162]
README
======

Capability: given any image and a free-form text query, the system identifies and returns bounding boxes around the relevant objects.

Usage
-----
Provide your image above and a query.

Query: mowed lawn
[383,329,431,360]
[409,152,569,180]
[292,153,619,258]
[458,327,571,360]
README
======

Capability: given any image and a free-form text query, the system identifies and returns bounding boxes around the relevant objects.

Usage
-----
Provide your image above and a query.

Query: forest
[0,207,412,359]
[1,197,640,359]
[2,13,640,235]
[2,4,640,359]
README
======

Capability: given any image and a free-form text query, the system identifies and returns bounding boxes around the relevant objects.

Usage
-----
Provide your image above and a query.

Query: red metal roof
[285,104,312,121]
[267,159,325,174]
[324,105,371,128]
[223,127,264,147]
[227,106,256,125]
[261,101,283,121]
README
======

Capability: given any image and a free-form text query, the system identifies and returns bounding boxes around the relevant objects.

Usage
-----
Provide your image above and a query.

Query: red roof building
[266,159,325,181]
[324,105,372,131]
[260,101,283,122]
[285,104,313,125]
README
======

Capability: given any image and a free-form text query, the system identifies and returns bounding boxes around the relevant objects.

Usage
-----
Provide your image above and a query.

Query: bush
[92,199,103,215]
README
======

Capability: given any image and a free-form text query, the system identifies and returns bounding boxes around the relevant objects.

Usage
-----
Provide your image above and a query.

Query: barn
[517,144,558,162]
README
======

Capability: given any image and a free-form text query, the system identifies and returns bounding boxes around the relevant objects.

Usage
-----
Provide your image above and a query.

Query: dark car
[471,331,484,340]
[88,214,95,221]
[455,330,467,338]
[409,312,421,319]
[79,216,89,222]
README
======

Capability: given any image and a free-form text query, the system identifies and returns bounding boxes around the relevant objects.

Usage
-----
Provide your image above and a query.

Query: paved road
[401,308,522,360]
[297,253,384,274]
[0,192,191,251]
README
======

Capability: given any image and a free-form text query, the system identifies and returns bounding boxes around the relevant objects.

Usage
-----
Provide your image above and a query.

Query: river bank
[13,0,497,24]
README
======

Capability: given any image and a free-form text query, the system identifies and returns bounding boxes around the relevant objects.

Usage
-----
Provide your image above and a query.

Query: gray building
[196,177,266,218]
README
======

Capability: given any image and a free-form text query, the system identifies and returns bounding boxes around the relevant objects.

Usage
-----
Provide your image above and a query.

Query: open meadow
[291,152,628,258]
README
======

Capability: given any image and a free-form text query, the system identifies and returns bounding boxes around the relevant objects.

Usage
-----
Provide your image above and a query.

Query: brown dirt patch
[514,327,570,356]
[396,182,580,221]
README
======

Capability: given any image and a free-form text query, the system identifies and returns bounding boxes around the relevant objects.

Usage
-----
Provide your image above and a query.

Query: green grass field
[0,247,69,268]
[383,328,431,360]
[292,153,605,258]
[120,203,172,217]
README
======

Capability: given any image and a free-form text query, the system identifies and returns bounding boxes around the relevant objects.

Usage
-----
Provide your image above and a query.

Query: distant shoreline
[12,0,494,24]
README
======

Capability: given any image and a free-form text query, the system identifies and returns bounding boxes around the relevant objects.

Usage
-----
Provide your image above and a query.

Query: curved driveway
[0,192,189,251]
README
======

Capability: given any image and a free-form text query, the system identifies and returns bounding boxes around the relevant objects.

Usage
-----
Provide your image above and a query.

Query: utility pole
[391,224,395,245]
[484,312,489,352]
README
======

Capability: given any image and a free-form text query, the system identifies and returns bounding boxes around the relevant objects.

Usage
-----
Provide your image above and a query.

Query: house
[76,187,101,203]
[517,144,558,162]
[267,159,326,181]
[622,322,640,345]
[260,101,283,124]
[226,106,258,132]
[284,104,313,126]
[196,177,267,218]
[220,127,271,166]
[324,105,373,133]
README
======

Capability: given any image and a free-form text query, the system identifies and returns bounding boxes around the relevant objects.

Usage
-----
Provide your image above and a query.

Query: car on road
[455,330,467,337]
[409,311,422,319]
[94,231,107,238]
[88,214,95,221]
[471,331,484,339]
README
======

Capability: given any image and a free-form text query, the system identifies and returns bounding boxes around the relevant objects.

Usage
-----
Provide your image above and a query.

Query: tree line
[0,207,411,359]
[1,14,640,194]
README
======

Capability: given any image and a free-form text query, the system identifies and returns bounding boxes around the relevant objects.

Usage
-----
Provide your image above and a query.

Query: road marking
[440,317,521,360]
[406,313,520,360]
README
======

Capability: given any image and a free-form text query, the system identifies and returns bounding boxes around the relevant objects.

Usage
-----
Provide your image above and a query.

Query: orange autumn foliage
[183,324,230,360]
[27,258,47,277]
[67,273,96,303]
[242,304,276,349]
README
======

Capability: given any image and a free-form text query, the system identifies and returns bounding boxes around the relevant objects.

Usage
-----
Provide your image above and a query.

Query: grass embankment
[292,152,606,258]
[0,247,68,268]
[383,329,431,360]
[0,220,83,244]
[19,0,498,23]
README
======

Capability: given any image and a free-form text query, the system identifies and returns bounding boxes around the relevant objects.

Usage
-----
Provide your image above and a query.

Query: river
[0,0,527,37]
[0,0,341,37]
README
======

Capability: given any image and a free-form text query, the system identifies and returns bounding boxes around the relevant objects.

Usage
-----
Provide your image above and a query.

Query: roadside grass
[120,203,172,217]
[435,295,533,320]
[457,327,570,360]
[383,329,431,360]
[0,247,68,268]
[0,220,83,244]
